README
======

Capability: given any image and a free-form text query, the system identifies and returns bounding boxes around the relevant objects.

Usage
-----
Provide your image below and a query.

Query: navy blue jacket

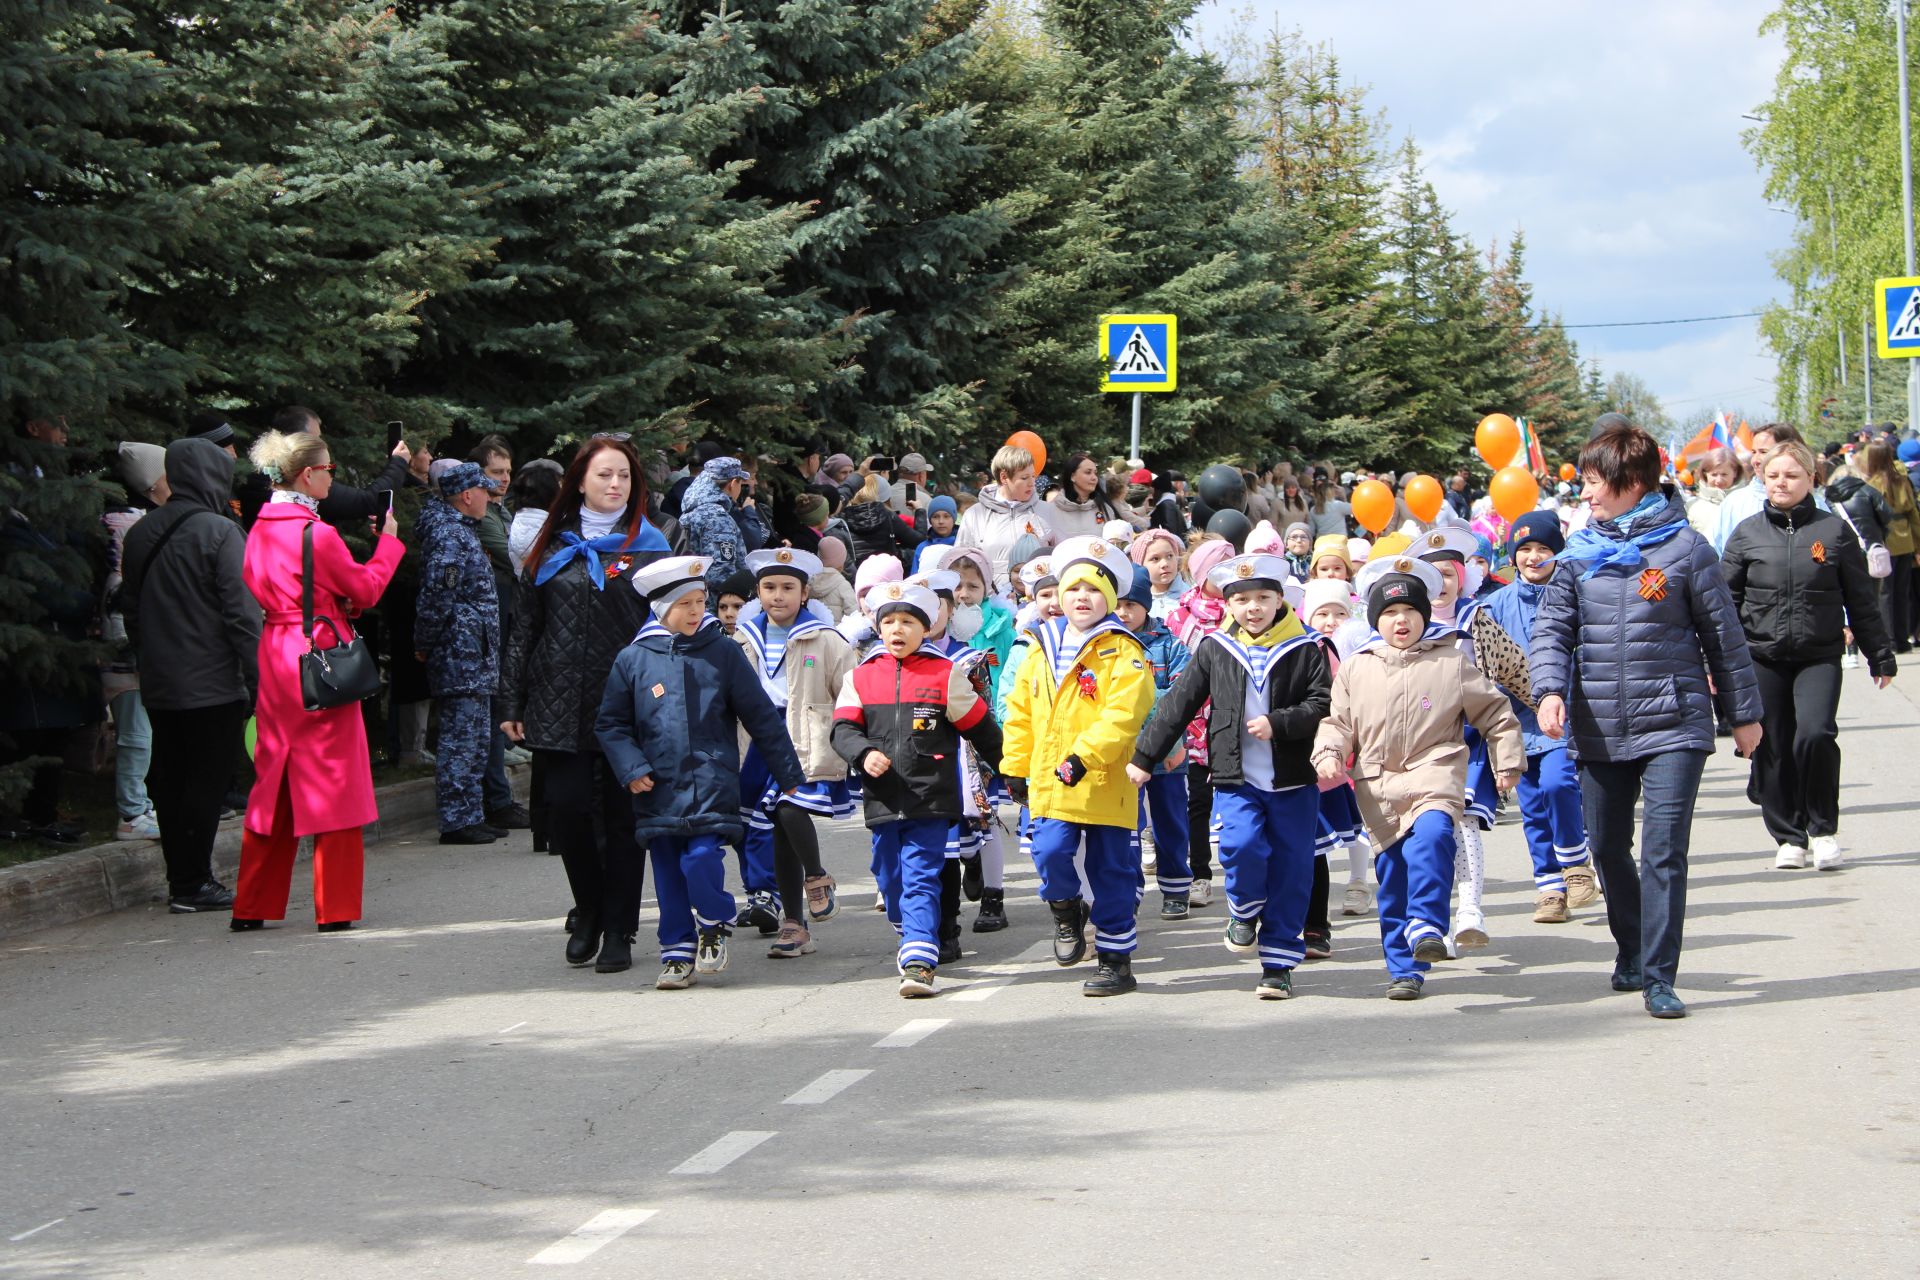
[595,617,803,839]
[1529,494,1762,763]
[414,498,499,698]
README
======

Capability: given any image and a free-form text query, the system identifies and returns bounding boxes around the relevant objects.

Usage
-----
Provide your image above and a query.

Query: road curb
[0,769,519,941]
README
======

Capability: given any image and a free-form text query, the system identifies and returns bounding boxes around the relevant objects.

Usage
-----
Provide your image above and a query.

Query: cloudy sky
[1190,0,1791,425]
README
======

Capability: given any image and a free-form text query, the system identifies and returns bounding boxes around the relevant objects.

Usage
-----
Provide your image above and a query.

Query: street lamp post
[1899,0,1919,428]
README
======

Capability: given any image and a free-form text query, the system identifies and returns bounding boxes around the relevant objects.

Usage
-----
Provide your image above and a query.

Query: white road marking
[781,1069,872,1105]
[671,1130,776,1175]
[528,1208,656,1265]
[948,983,1008,1002]
[874,1018,949,1048]
[8,1219,65,1243]
[498,1021,528,1034]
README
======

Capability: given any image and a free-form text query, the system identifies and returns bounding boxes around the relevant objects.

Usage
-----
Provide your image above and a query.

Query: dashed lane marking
[670,1131,776,1176]
[8,1219,64,1244]
[948,983,1008,1002]
[528,1208,656,1265]
[782,1069,872,1105]
[874,1018,949,1048]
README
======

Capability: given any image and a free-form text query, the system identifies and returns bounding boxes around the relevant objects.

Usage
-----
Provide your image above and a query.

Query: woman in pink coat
[232,430,403,932]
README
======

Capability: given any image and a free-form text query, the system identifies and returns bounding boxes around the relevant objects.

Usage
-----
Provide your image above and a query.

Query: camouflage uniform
[415,479,501,834]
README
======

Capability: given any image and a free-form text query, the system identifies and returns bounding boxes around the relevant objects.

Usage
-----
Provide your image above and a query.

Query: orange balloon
[1005,430,1046,475]
[1489,466,1540,523]
[1679,468,1695,487]
[1476,413,1520,469]
[1558,462,1577,483]
[1350,479,1396,534]
[1403,474,1444,524]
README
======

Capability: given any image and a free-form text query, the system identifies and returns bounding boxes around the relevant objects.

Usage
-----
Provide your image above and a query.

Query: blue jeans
[110,689,151,819]
[1579,750,1709,988]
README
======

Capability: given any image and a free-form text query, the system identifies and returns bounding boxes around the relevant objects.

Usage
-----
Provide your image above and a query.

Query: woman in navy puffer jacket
[1530,422,1764,1021]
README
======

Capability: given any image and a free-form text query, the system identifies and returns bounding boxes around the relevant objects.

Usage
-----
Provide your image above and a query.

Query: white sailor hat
[1352,553,1444,604]
[1413,524,1477,564]
[1205,553,1292,598]
[904,569,960,598]
[870,581,939,629]
[746,547,821,581]
[1017,555,1057,593]
[632,556,711,610]
[1052,534,1135,597]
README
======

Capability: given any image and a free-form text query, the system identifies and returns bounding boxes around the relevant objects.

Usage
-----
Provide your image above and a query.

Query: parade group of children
[593,508,1601,1001]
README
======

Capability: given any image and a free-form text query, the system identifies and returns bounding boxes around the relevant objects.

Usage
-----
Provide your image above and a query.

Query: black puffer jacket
[500,517,665,754]
[843,499,920,572]
[1131,622,1332,790]
[1722,497,1896,674]
[1825,474,1892,547]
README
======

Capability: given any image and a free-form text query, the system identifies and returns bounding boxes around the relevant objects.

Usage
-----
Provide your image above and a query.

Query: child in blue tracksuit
[596,556,805,990]
[1478,510,1599,921]
[1115,571,1193,918]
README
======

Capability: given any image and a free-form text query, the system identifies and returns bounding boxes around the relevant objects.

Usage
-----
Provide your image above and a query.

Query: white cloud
[1191,0,1789,417]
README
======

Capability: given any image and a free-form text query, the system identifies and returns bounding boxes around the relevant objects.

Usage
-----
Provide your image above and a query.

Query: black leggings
[1187,762,1214,880]
[772,804,828,924]
[1307,855,1331,937]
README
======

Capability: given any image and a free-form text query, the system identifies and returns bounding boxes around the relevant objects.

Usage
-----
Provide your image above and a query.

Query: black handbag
[299,524,383,711]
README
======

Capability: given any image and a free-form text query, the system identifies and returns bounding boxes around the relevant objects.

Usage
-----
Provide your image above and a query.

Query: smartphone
[375,489,395,519]
[386,419,405,452]
[870,455,896,473]
[905,480,917,506]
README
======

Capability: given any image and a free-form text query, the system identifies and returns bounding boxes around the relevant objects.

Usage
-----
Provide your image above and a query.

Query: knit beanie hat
[929,494,958,520]
[1309,534,1351,576]
[1243,519,1285,556]
[1284,521,1312,543]
[1300,579,1353,625]
[117,442,167,499]
[717,569,757,604]
[1119,569,1154,611]
[854,553,902,603]
[795,491,830,527]
[1128,528,1183,565]
[1008,532,1048,573]
[1367,571,1433,631]
[1184,538,1235,587]
[1505,509,1565,558]
[817,536,847,570]
[1058,561,1119,614]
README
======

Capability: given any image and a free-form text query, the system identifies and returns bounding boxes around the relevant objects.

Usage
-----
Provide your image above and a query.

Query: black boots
[566,913,602,967]
[961,854,984,902]
[972,888,1008,933]
[1082,952,1136,996]
[1049,897,1089,966]
[939,923,963,965]
[595,931,634,974]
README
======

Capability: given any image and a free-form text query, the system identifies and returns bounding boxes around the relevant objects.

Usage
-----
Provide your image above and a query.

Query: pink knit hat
[1242,519,1285,556]
[1184,537,1235,585]
[854,554,903,601]
[817,536,847,570]
[1128,528,1183,565]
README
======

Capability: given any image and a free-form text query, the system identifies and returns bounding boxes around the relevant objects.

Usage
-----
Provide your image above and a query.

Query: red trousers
[233,776,365,924]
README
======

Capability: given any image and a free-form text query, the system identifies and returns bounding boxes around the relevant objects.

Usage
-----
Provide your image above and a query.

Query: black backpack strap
[302,522,316,640]
[129,508,215,605]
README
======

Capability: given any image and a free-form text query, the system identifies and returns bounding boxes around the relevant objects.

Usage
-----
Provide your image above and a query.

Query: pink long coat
[243,503,404,837]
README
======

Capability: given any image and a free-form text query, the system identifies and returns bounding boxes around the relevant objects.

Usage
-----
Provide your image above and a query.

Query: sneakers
[1385,976,1424,1001]
[656,960,697,990]
[1223,916,1258,955]
[167,880,235,914]
[1340,883,1372,916]
[1533,890,1569,924]
[1411,934,1449,963]
[737,890,780,936]
[1257,969,1294,999]
[594,931,634,974]
[502,745,533,766]
[1081,953,1137,996]
[899,962,937,998]
[1810,835,1844,871]
[767,922,815,958]
[1140,830,1157,871]
[439,823,498,845]
[1453,912,1489,950]
[1774,842,1809,870]
[1644,981,1687,1019]
[695,925,730,974]
[1842,650,1860,669]
[1049,898,1089,966]
[1303,931,1332,960]
[960,854,983,902]
[972,888,1008,932]
[1189,879,1214,908]
[1564,864,1601,908]
[805,874,839,922]
[1159,892,1190,921]
[116,808,161,841]
[485,803,532,830]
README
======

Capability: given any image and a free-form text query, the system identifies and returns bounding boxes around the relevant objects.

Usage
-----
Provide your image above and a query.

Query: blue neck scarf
[1563,494,1686,580]
[534,520,670,590]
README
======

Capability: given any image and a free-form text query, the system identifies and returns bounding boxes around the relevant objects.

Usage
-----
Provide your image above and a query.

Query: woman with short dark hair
[1531,420,1765,1019]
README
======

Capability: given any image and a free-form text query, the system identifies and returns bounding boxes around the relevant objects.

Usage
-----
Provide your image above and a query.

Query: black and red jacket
[832,645,1002,827]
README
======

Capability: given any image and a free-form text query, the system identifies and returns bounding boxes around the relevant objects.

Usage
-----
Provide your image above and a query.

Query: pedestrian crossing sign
[1876,277,1920,358]
[1100,314,1178,392]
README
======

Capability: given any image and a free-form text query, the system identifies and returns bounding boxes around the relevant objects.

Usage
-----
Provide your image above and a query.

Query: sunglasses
[305,463,337,474]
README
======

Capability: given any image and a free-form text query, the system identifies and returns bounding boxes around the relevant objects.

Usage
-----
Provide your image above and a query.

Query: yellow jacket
[1002,617,1154,828]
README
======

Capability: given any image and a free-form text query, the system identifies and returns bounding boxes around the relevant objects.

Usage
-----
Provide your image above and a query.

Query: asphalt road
[4,672,1918,1278]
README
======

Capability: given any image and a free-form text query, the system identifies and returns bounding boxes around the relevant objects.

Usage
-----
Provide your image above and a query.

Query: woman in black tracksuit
[1722,441,1896,871]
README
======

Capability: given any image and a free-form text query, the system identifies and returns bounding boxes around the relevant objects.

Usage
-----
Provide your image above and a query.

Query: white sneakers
[1341,883,1373,916]
[115,808,160,841]
[1810,835,1844,871]
[1774,843,1809,870]
[1453,910,1489,950]
[1841,651,1860,670]
[1189,879,1214,907]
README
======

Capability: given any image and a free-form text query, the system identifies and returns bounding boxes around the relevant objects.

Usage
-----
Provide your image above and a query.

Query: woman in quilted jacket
[501,437,670,973]
[1530,421,1764,1020]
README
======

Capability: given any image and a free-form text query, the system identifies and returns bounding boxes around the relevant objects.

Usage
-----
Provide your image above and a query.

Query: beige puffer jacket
[1311,635,1523,850]
[735,625,859,780]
